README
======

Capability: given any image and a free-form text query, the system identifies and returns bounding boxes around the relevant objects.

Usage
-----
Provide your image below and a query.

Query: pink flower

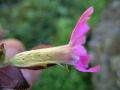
[68,7,100,72]
[11,7,100,73]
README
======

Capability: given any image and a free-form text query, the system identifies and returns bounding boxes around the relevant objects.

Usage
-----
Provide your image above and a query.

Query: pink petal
[73,54,90,68]
[87,65,101,72]
[75,64,100,73]
[80,7,94,22]
[74,45,87,56]
[69,7,94,45]
[74,54,101,73]
[80,55,90,67]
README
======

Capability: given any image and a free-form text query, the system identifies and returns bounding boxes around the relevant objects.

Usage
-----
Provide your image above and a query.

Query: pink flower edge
[68,7,100,73]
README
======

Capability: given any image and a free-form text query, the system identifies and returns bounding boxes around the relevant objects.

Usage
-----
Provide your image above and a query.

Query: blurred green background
[0,0,108,90]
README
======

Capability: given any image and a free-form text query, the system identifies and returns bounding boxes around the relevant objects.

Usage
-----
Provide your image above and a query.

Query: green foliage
[0,0,108,48]
[33,66,92,90]
[0,0,108,90]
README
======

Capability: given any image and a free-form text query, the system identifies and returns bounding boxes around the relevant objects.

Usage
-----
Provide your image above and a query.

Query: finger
[0,39,25,59]
[0,39,40,86]
[0,39,29,89]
